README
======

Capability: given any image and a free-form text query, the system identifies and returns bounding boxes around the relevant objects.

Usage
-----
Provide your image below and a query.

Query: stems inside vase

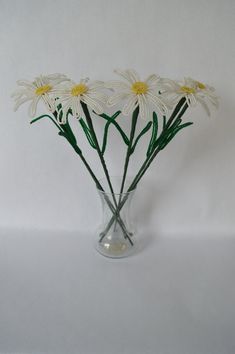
[99,100,189,240]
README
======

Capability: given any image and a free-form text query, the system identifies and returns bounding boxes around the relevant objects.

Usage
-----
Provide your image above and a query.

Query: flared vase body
[95,179,136,258]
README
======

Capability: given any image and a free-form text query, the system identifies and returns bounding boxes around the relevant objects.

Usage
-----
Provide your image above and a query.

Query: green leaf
[163,115,166,129]
[174,103,189,122]
[79,118,97,149]
[30,114,54,124]
[111,110,122,119]
[159,122,193,150]
[147,112,158,157]
[174,121,194,132]
[58,131,82,154]
[167,97,187,125]
[62,123,77,146]
[58,109,63,123]
[130,121,152,154]
[102,120,111,154]
[101,111,121,154]
[99,113,130,146]
[61,111,77,145]
[169,117,182,130]
[30,114,62,131]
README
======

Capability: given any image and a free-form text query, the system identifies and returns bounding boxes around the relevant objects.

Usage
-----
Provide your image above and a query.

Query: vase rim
[97,176,136,195]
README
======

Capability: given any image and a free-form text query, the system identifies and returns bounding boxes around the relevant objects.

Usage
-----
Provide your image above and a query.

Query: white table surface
[0,229,235,354]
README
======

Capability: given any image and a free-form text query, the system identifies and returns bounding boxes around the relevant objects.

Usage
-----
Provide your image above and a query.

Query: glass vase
[95,178,136,258]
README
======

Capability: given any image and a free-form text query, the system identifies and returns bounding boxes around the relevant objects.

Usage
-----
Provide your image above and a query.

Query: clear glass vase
[95,178,136,258]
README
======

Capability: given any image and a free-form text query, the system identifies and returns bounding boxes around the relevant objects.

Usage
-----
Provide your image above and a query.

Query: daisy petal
[196,96,211,116]
[114,69,135,84]
[73,98,83,119]
[127,69,140,83]
[105,80,130,91]
[146,91,168,114]
[16,80,35,89]
[82,94,104,114]
[88,81,104,90]
[138,95,149,120]
[122,95,138,116]
[13,96,33,111]
[88,91,108,104]
[107,92,130,107]
[145,74,160,87]
[28,96,40,117]
[42,94,56,112]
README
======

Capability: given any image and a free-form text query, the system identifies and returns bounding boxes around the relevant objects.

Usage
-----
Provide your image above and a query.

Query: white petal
[28,96,40,117]
[185,95,192,106]
[82,94,104,114]
[13,96,33,111]
[43,94,56,112]
[127,69,140,83]
[122,95,138,116]
[146,91,168,114]
[57,80,75,90]
[16,80,36,89]
[188,94,197,106]
[138,95,149,120]
[145,74,160,86]
[34,76,47,87]
[46,73,70,85]
[107,92,130,107]
[80,77,89,85]
[161,79,180,91]
[71,98,83,118]
[196,96,211,116]
[114,69,135,84]
[105,80,130,91]
[62,97,76,120]
[88,80,104,90]
[88,92,108,105]
[51,89,71,96]
[12,88,34,98]
[204,92,219,108]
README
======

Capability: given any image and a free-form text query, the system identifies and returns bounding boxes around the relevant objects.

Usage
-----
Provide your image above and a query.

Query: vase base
[95,235,135,258]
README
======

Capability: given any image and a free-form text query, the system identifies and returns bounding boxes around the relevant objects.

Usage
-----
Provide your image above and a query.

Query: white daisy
[52,79,107,123]
[12,73,69,117]
[106,69,170,120]
[161,77,219,116]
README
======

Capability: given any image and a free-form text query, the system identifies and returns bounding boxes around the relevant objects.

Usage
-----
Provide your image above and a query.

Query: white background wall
[0,0,234,236]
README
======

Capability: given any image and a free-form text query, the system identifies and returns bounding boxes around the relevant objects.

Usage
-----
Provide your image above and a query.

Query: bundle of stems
[31,97,191,246]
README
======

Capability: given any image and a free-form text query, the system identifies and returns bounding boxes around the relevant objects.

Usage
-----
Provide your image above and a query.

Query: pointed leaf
[102,111,121,154]
[159,122,193,150]
[130,121,152,154]
[147,112,158,157]
[79,118,97,149]
[99,113,129,146]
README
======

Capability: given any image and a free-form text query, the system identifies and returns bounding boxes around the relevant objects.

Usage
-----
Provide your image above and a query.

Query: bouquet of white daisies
[12,69,218,248]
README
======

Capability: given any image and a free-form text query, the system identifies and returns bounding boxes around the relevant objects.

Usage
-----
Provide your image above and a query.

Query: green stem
[112,107,139,232]
[81,102,133,244]
[34,111,132,244]
[99,100,188,240]
[61,123,133,245]
[119,107,139,195]
[81,103,117,198]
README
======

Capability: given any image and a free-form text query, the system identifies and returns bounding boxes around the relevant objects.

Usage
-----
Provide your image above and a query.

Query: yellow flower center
[180,86,196,94]
[35,84,52,96]
[131,81,148,95]
[71,84,88,96]
[196,81,206,90]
